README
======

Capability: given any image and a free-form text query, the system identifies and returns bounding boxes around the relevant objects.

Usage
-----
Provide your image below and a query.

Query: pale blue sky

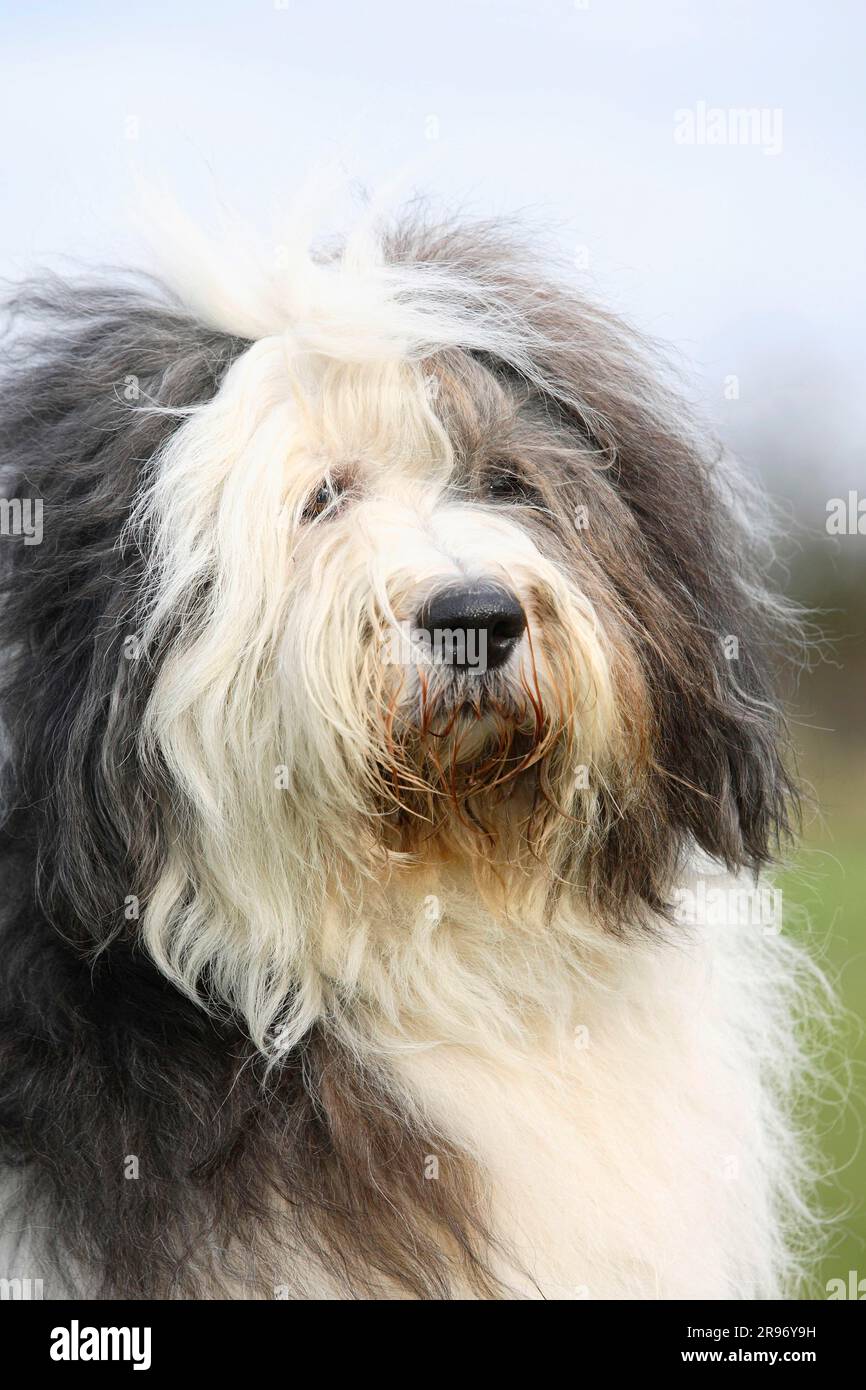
[1,0,863,509]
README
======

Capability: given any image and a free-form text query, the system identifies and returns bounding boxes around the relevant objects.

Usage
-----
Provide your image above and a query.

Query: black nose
[417,583,527,672]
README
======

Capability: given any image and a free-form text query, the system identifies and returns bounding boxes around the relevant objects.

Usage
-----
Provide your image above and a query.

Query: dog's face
[281,354,639,864]
[1,216,796,1048]
[142,336,647,910]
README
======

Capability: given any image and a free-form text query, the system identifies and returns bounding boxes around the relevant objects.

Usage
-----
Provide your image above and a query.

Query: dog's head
[0,212,799,1047]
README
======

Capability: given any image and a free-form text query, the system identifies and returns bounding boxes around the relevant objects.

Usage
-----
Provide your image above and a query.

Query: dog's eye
[485,469,537,504]
[302,475,348,523]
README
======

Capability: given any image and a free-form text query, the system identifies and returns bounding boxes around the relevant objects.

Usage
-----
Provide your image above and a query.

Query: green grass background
[779,547,866,1296]
[782,820,866,1295]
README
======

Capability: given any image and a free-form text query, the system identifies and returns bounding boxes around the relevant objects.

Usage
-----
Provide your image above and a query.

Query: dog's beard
[373,628,582,865]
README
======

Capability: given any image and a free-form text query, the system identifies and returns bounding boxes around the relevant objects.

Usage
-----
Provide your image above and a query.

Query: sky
[1,0,864,518]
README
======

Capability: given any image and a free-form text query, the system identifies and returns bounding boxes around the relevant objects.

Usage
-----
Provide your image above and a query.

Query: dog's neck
[314,856,615,1059]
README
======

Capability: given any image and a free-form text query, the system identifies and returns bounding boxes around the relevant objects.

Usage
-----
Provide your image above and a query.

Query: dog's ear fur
[0,276,247,950]
[588,403,798,879]
[528,293,801,904]
[542,321,798,873]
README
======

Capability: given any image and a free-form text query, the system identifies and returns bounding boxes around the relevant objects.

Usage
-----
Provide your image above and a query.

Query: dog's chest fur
[302,864,803,1300]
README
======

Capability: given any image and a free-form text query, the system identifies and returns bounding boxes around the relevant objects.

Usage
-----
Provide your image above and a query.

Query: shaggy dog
[0,207,821,1299]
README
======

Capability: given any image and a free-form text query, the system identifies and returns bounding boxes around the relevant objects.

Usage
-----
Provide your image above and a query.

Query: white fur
[382,863,819,1299]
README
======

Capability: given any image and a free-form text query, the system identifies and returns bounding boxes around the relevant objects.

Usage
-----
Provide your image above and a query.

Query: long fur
[0,208,826,1299]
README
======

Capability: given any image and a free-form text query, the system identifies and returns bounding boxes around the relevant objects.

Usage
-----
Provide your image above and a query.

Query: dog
[0,206,823,1299]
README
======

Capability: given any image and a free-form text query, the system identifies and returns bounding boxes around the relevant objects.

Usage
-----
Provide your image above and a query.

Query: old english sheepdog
[0,206,824,1299]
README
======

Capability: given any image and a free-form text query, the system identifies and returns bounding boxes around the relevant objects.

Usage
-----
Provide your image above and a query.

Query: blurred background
[1,0,863,1294]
